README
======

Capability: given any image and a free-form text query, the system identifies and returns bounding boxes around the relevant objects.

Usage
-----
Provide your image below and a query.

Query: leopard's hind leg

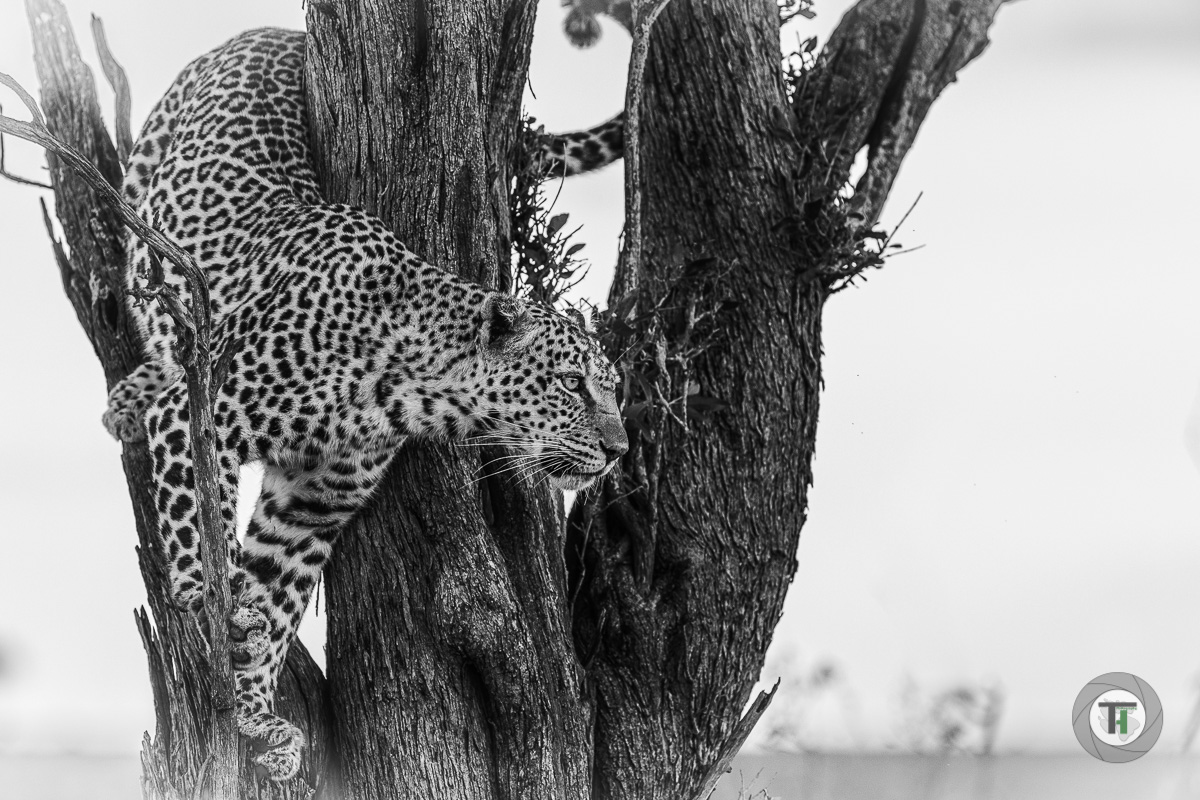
[104,361,175,442]
[234,452,395,781]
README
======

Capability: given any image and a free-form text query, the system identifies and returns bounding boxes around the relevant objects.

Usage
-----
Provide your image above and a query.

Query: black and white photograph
[1,0,1198,797]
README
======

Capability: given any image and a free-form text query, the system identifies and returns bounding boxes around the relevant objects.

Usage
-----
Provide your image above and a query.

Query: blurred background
[1,0,1198,797]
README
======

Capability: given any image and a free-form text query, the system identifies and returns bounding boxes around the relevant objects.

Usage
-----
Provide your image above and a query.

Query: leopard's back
[124,28,324,367]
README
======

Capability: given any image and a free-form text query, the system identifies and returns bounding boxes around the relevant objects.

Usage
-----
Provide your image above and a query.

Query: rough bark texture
[580,3,824,796]
[571,1,1011,799]
[20,2,331,798]
[16,0,1011,796]
[305,2,592,798]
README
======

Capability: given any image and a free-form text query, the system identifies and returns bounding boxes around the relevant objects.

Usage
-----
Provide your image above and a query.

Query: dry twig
[0,102,52,188]
[693,682,779,800]
[90,15,134,166]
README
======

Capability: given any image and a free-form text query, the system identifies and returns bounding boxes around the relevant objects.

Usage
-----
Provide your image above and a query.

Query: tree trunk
[304,2,593,798]
[579,0,825,793]
[17,0,1013,796]
[21,1,331,797]
[575,3,1011,798]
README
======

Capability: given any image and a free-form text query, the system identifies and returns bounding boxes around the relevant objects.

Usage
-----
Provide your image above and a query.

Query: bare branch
[0,71,45,127]
[847,0,1009,226]
[90,15,133,167]
[38,197,70,271]
[791,0,919,200]
[0,105,52,188]
[616,0,674,301]
[693,682,779,800]
[0,72,199,323]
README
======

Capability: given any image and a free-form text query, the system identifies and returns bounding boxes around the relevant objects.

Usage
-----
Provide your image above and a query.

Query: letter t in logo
[1098,701,1138,734]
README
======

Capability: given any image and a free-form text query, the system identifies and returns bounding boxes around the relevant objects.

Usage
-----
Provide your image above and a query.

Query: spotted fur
[538,113,625,178]
[107,28,627,781]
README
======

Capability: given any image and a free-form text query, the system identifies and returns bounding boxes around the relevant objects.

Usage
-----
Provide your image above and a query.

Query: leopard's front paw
[241,714,304,783]
[173,568,248,624]
[102,405,147,443]
[169,574,204,616]
[230,604,271,671]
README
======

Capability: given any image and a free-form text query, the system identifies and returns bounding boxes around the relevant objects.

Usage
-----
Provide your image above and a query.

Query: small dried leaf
[148,250,165,286]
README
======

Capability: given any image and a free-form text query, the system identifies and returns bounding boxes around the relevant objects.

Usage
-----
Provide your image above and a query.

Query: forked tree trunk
[17,0,1012,797]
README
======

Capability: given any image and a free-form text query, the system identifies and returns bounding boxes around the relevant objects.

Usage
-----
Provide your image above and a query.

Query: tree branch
[849,0,1008,226]
[614,0,674,303]
[89,15,133,167]
[692,682,778,800]
[0,107,52,187]
[801,0,1010,228]
[7,7,239,792]
[0,74,205,318]
[791,0,919,200]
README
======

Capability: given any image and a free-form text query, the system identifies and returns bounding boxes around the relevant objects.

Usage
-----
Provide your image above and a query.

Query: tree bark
[572,1,1011,799]
[305,2,593,798]
[577,2,824,795]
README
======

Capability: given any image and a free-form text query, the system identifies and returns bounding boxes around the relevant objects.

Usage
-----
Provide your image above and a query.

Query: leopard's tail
[539,2,632,178]
[538,113,626,179]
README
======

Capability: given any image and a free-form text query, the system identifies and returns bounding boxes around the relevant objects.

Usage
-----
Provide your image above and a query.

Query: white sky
[0,0,1198,757]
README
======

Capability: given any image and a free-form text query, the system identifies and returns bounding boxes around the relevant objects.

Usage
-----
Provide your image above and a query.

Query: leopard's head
[475,294,627,491]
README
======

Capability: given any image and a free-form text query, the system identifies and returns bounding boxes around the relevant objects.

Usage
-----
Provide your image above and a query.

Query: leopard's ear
[564,306,596,334]
[481,293,534,353]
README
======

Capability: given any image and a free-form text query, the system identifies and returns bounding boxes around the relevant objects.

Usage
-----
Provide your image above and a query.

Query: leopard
[104,27,628,782]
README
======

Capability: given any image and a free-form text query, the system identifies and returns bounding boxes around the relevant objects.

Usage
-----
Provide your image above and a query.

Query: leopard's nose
[597,413,629,463]
[600,442,625,463]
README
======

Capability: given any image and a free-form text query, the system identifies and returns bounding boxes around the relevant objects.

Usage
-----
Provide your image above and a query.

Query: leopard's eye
[559,374,584,393]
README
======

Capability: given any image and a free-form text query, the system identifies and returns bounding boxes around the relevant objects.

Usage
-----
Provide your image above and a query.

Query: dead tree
[6,0,1014,796]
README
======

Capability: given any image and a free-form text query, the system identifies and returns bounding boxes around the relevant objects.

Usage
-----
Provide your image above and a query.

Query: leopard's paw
[172,581,204,617]
[229,605,271,671]
[102,405,147,443]
[103,363,167,443]
[241,714,304,783]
